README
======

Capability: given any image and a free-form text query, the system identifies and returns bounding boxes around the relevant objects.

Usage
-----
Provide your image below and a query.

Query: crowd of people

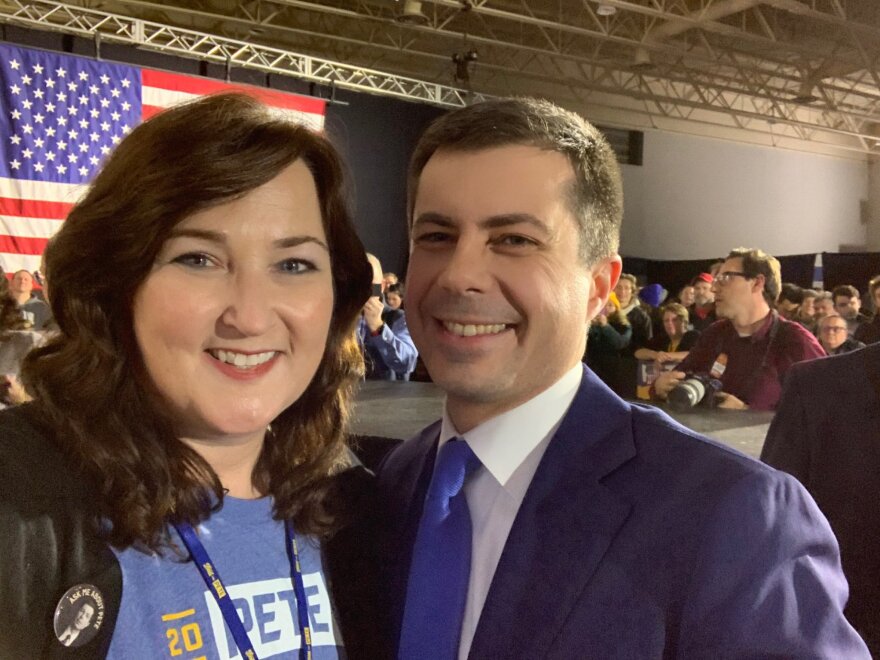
[0,92,876,659]
[585,256,880,410]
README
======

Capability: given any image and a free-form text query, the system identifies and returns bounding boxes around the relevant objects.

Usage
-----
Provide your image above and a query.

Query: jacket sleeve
[364,312,418,376]
[760,365,812,483]
[678,468,869,658]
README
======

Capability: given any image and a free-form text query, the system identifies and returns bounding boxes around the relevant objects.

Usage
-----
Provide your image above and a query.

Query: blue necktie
[399,439,480,660]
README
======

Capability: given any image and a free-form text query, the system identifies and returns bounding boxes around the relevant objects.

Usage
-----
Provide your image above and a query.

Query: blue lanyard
[173,519,313,660]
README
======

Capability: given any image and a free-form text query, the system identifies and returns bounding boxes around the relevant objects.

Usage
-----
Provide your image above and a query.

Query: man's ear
[752,273,766,297]
[586,255,622,322]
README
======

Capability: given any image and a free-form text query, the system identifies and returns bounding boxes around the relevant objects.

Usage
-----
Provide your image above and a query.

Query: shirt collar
[438,363,582,490]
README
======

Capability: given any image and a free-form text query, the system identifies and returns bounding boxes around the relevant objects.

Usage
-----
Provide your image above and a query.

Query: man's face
[713,258,759,321]
[614,279,634,307]
[10,270,33,296]
[693,280,714,305]
[406,145,617,429]
[74,603,95,630]
[814,297,834,318]
[834,294,860,320]
[799,297,815,318]
[818,317,848,351]
[776,298,799,320]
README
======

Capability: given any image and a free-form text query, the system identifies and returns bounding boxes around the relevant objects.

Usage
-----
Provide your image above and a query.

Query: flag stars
[100,121,110,132]
[45,78,55,89]
[9,60,20,70]
[32,63,43,74]
[22,148,33,159]
[100,145,111,155]
[57,117,67,127]
[78,119,88,129]
[110,111,120,121]
[45,127,56,137]
[78,71,88,81]
[56,91,67,103]
[89,84,99,95]
[90,132,100,142]
[112,134,122,145]
[121,101,131,111]
[100,74,110,84]
[56,164,67,174]
[57,140,67,151]
[89,155,99,166]
[122,124,131,133]
[22,124,33,135]
[121,78,131,88]
[33,89,44,100]
[55,67,66,77]
[67,106,77,116]
[89,108,100,118]
[78,142,88,153]
[100,98,110,108]
[34,162,44,173]
[67,81,76,92]
[9,84,20,95]
[45,102,55,113]
[68,129,78,140]
[78,166,89,176]
[9,159,20,170]
[21,74,32,85]
[78,95,88,105]
[10,109,21,120]
[22,100,32,110]
[34,113,44,124]
[68,153,77,164]
[110,88,120,98]
[9,135,20,145]
[46,152,56,162]
[34,137,44,148]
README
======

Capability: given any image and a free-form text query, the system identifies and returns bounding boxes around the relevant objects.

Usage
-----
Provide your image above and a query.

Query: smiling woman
[0,94,375,658]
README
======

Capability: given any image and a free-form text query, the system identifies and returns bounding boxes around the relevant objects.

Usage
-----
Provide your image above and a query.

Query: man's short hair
[801,288,818,300]
[407,97,623,264]
[618,273,637,289]
[727,247,781,307]
[661,301,689,325]
[778,283,804,305]
[832,284,860,301]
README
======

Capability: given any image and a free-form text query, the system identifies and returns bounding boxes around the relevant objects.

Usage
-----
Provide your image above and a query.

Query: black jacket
[0,405,385,658]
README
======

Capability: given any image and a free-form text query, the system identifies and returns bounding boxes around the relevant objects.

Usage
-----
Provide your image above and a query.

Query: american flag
[0,43,326,274]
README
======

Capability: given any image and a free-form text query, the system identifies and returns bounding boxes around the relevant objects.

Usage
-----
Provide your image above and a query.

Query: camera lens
[668,378,706,411]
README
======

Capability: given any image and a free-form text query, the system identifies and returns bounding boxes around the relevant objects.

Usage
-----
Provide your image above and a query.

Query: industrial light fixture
[395,0,429,25]
[596,3,617,16]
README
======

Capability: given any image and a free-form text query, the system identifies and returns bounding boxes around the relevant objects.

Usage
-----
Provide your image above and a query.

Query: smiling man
[376,99,868,659]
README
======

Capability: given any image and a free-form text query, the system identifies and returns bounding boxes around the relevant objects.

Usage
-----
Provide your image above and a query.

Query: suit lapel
[470,367,636,659]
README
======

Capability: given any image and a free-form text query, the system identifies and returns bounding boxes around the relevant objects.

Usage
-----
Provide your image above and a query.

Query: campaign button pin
[53,583,106,648]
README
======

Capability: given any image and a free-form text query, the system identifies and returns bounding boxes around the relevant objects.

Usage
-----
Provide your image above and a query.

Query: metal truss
[1,0,879,156]
[0,0,489,107]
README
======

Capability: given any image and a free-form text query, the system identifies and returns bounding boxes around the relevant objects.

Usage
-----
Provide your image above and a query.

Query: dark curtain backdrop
[822,252,880,294]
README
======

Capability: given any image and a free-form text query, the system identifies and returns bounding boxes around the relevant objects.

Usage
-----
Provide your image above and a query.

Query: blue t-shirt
[108,497,342,659]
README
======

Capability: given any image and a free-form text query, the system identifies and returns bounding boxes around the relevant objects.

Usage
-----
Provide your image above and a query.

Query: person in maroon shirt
[653,248,825,410]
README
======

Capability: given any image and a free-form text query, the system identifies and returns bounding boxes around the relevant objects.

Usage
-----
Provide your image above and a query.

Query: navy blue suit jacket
[377,366,868,658]
[762,344,880,655]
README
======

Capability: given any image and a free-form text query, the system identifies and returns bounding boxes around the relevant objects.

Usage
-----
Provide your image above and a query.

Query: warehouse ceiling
[2,0,879,157]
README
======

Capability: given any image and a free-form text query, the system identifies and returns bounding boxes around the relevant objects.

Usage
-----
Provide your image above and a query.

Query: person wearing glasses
[818,313,865,355]
[652,247,825,410]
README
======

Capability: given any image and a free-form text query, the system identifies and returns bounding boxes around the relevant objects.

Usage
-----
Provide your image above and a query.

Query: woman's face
[132,161,334,441]
[678,286,695,306]
[663,311,685,339]
[386,291,402,310]
[614,279,633,307]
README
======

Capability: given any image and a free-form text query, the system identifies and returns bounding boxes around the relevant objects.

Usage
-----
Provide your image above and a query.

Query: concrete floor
[351,381,773,459]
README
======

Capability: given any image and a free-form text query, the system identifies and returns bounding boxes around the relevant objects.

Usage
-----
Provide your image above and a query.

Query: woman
[586,293,632,395]
[385,282,404,310]
[635,302,700,367]
[0,94,376,658]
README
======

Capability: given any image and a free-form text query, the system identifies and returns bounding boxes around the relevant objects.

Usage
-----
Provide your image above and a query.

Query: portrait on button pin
[53,583,105,648]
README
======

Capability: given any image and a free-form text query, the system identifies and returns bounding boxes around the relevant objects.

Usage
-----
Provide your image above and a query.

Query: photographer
[652,248,825,410]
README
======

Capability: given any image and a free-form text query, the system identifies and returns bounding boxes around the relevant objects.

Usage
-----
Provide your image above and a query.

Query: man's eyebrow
[167,228,328,252]
[412,212,552,235]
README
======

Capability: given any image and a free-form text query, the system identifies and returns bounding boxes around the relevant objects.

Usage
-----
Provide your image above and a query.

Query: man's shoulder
[377,420,439,481]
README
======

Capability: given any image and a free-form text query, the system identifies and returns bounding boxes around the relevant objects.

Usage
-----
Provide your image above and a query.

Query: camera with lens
[668,373,723,411]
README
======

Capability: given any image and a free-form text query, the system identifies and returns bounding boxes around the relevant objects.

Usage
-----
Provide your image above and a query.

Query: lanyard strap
[173,519,313,660]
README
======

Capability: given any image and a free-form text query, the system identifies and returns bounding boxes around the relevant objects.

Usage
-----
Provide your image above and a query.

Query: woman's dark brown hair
[22,93,371,549]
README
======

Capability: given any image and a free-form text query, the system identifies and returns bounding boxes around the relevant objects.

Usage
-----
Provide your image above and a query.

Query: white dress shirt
[437,364,583,660]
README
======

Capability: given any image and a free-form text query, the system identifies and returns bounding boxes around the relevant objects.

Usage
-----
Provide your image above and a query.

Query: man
[814,290,835,320]
[653,248,825,410]
[817,313,865,355]
[688,272,716,331]
[377,98,866,658]
[762,343,880,656]
[854,275,880,345]
[776,282,804,321]
[358,254,417,381]
[9,269,51,330]
[833,284,870,337]
[58,602,95,647]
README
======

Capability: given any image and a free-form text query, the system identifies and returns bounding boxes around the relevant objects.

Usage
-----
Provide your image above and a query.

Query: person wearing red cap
[688,272,717,332]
